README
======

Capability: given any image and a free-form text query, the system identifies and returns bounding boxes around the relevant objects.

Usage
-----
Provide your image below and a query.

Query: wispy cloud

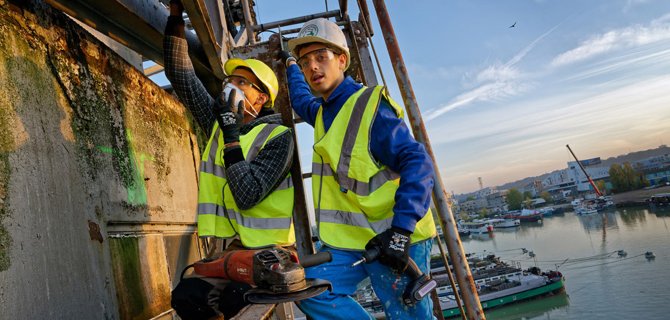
[425,24,561,121]
[432,74,670,193]
[551,13,670,67]
[623,0,651,13]
[561,46,670,82]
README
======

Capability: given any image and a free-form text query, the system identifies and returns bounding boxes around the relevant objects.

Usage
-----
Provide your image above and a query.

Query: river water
[448,206,670,319]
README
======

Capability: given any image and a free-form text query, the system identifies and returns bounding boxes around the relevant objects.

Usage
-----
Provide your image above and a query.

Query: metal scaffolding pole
[370,1,485,319]
[253,10,341,33]
[240,0,256,44]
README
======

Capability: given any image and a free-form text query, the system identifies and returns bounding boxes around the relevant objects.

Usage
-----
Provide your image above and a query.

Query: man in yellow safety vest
[280,18,437,319]
[164,2,295,318]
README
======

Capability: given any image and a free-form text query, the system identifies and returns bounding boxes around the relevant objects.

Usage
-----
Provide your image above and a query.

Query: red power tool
[191,248,332,304]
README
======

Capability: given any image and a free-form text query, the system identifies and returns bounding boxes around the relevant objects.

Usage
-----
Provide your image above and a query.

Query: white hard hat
[288,18,350,70]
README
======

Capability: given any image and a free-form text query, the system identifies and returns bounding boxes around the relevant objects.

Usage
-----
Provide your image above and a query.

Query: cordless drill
[352,246,437,306]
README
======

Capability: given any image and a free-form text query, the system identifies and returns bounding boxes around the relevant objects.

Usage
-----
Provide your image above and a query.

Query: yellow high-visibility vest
[312,86,436,250]
[197,122,295,248]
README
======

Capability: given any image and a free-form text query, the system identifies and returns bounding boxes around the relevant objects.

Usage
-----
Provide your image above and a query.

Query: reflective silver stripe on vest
[276,175,293,190]
[336,87,376,186]
[312,161,399,196]
[247,124,292,191]
[319,209,392,234]
[197,203,292,229]
[311,86,399,196]
[247,124,280,161]
[201,124,279,178]
[201,128,226,178]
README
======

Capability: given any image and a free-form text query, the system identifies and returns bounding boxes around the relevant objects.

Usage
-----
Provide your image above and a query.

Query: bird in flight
[509,22,517,28]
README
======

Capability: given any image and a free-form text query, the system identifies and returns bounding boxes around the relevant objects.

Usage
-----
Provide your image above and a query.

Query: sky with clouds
[156,0,670,195]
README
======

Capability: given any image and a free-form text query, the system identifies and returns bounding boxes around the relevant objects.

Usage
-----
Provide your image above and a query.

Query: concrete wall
[0,2,202,319]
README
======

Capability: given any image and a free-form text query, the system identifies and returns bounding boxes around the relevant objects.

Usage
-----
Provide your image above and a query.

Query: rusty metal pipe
[268,20,349,36]
[370,1,485,319]
[240,0,256,44]
[338,0,349,20]
[253,10,341,33]
[435,231,466,319]
[357,0,373,36]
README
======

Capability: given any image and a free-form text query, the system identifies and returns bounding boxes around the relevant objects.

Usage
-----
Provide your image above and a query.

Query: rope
[561,253,645,271]
[477,248,652,271]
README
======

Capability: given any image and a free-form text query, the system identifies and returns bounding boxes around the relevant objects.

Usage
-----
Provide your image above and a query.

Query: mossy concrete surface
[0,2,201,319]
[110,235,172,320]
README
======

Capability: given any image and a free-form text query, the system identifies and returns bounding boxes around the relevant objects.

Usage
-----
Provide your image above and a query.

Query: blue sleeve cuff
[392,215,418,234]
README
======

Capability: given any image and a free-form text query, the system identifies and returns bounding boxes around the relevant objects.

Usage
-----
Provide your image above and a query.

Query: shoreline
[610,185,670,207]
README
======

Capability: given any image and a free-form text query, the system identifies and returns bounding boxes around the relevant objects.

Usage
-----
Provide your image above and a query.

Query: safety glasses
[223,75,265,94]
[297,48,338,70]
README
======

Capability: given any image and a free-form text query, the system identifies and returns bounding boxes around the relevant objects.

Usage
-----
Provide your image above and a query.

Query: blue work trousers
[297,239,436,320]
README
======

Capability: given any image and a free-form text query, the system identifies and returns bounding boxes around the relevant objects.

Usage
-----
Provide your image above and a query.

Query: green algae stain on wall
[48,31,159,211]
[0,147,12,272]
[109,237,147,319]
[97,129,154,206]
[0,33,32,273]
[0,68,13,271]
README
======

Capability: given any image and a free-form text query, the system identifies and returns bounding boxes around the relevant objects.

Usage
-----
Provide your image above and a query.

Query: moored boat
[505,209,543,222]
[361,252,566,318]
[538,207,554,217]
[440,269,565,318]
[487,218,520,229]
[458,228,471,237]
[573,196,614,215]
[648,193,670,208]
[458,221,493,234]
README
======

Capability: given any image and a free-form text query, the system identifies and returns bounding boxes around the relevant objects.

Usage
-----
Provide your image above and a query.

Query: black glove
[165,1,185,37]
[169,0,184,15]
[277,50,296,67]
[365,227,412,273]
[214,89,245,145]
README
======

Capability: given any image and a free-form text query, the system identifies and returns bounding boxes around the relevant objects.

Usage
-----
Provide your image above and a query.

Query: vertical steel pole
[370,1,485,319]
[240,0,256,44]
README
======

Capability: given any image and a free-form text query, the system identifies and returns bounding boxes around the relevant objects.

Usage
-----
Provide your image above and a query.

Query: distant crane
[566,144,603,197]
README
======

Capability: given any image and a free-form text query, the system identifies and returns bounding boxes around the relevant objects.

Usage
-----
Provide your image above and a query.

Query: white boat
[575,205,598,215]
[487,218,520,229]
[571,198,582,207]
[458,221,492,234]
[538,207,554,216]
[505,209,543,222]
[573,196,614,215]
